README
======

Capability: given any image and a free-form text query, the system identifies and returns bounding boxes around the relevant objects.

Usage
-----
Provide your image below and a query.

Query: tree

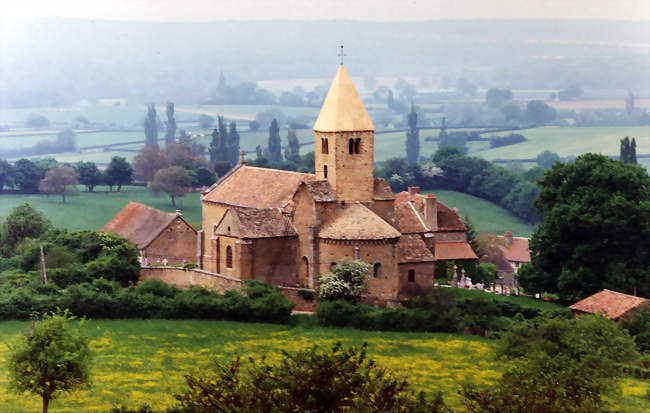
[75,162,103,192]
[625,90,635,115]
[463,216,484,259]
[0,159,12,193]
[0,202,51,257]
[133,145,169,184]
[26,114,50,128]
[55,129,76,151]
[500,102,524,122]
[267,118,283,162]
[485,88,512,108]
[620,136,638,165]
[526,100,556,124]
[144,104,158,147]
[194,167,216,187]
[248,120,260,131]
[105,157,133,192]
[405,103,420,164]
[176,342,447,413]
[8,310,91,413]
[226,121,240,166]
[284,127,300,161]
[557,85,583,101]
[209,115,228,163]
[13,158,48,193]
[151,166,192,208]
[165,102,176,144]
[519,154,650,299]
[536,150,560,169]
[38,166,79,203]
[438,117,448,147]
[317,259,371,302]
[198,114,214,130]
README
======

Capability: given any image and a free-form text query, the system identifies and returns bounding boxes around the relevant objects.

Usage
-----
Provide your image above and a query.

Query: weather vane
[338,44,346,65]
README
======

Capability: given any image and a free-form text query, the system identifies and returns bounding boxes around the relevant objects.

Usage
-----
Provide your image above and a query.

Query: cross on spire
[338,44,346,65]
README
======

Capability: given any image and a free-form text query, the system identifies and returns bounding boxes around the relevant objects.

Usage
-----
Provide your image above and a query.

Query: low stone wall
[140,266,317,312]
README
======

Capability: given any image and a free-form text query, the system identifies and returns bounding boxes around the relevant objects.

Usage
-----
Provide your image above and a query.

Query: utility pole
[39,240,48,284]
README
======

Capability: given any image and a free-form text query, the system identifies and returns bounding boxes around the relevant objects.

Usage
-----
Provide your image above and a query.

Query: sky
[2,0,650,21]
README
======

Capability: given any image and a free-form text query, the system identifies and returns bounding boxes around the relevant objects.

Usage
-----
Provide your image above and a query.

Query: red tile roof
[101,202,193,249]
[218,208,298,239]
[498,235,531,263]
[318,203,402,241]
[394,201,428,233]
[373,178,395,201]
[397,234,435,263]
[203,165,315,208]
[569,289,649,320]
[394,191,466,233]
[435,242,478,260]
[304,180,336,202]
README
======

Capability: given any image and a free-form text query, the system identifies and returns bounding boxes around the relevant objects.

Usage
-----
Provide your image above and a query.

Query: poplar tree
[144,104,158,146]
[405,103,420,164]
[438,117,448,148]
[209,115,228,164]
[620,136,637,165]
[285,127,300,161]
[227,121,241,166]
[267,118,283,162]
[165,102,176,144]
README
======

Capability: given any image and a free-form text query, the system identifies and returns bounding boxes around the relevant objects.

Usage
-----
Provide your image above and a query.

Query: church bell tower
[313,64,375,202]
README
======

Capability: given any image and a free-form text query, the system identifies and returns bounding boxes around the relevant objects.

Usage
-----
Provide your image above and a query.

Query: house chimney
[408,186,420,199]
[176,209,182,216]
[504,231,513,244]
[424,194,438,231]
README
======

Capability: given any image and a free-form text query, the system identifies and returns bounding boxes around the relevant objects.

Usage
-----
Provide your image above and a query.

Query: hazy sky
[2,0,650,21]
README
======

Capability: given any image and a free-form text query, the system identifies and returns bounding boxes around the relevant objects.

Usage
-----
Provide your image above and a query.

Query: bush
[622,310,650,353]
[489,133,526,148]
[317,259,370,302]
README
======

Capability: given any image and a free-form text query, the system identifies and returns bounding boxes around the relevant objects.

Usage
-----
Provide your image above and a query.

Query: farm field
[0,186,202,230]
[474,125,650,161]
[426,189,536,237]
[0,319,646,413]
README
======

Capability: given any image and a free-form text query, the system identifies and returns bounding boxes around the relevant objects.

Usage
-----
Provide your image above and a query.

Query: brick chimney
[176,209,182,216]
[408,186,420,199]
[504,231,513,245]
[424,194,438,231]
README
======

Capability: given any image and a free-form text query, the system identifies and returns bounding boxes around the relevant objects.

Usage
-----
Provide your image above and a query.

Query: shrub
[317,259,370,302]
[621,310,650,353]
[489,133,526,148]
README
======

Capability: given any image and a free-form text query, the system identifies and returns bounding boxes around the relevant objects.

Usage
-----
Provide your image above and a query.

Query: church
[197,65,477,303]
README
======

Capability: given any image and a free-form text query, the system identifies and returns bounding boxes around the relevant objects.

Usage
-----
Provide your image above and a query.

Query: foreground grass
[0,320,646,413]
[452,288,565,312]
[425,189,536,237]
[0,186,202,231]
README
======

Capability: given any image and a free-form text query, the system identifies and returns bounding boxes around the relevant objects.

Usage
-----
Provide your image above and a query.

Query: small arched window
[226,245,233,269]
[349,138,355,154]
[373,262,383,278]
[408,269,415,283]
[355,138,361,154]
[323,164,328,179]
[321,138,328,154]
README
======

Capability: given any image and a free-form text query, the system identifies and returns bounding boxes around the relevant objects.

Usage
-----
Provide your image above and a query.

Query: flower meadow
[0,319,647,412]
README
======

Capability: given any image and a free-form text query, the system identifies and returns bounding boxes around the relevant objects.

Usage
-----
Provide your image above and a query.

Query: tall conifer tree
[267,118,282,162]
[438,117,448,148]
[209,115,228,163]
[165,102,176,144]
[144,104,158,147]
[227,121,241,166]
[285,127,300,161]
[405,103,420,164]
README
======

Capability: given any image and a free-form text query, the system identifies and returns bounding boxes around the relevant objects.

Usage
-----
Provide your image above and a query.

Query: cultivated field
[0,319,646,413]
[426,189,536,237]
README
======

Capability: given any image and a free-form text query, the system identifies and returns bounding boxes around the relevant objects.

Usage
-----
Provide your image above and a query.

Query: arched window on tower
[355,138,361,154]
[226,245,233,269]
[323,165,328,179]
[349,138,355,154]
[321,138,328,154]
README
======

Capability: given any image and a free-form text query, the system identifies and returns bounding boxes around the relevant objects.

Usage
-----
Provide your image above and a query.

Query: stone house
[197,65,477,303]
[102,202,197,266]
[495,231,530,292]
[569,289,649,321]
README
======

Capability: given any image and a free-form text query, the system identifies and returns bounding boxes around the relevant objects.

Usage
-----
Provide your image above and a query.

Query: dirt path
[156,106,255,121]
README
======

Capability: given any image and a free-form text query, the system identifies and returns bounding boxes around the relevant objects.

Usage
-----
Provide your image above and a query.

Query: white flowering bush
[316,259,371,302]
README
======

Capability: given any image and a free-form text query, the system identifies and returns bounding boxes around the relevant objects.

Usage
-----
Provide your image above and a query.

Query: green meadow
[0,319,646,413]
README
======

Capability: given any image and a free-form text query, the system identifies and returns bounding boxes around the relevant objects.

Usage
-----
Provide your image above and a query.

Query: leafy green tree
[144,104,158,147]
[463,216,484,259]
[8,310,91,413]
[151,166,192,208]
[194,167,216,187]
[26,113,50,128]
[485,88,512,108]
[500,102,524,122]
[176,342,448,413]
[165,102,176,144]
[38,165,79,203]
[75,161,103,192]
[526,100,557,124]
[519,154,650,299]
[0,158,13,193]
[317,259,371,302]
[209,115,228,163]
[620,136,638,165]
[621,310,650,352]
[267,118,283,162]
[0,202,51,257]
[462,315,639,413]
[133,145,169,184]
[105,157,133,192]
[474,262,497,287]
[536,150,560,169]
[226,121,240,166]
[13,158,48,193]
[405,103,420,164]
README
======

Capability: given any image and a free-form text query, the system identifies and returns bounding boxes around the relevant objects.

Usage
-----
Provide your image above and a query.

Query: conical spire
[313,66,374,132]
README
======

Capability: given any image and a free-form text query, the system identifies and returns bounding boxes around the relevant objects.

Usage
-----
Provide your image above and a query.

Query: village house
[569,289,649,322]
[102,202,197,266]
[196,64,477,303]
[494,231,530,293]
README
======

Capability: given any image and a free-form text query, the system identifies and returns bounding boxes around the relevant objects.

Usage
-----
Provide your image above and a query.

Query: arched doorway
[299,256,309,287]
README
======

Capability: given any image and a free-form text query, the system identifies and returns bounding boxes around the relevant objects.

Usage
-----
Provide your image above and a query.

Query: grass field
[0,319,646,413]
[0,186,202,231]
[452,289,564,312]
[474,126,650,161]
[425,189,536,237]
